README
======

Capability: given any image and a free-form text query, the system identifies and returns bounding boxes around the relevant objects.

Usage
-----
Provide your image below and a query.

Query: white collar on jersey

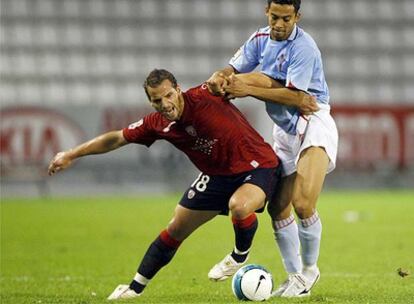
[287,24,298,41]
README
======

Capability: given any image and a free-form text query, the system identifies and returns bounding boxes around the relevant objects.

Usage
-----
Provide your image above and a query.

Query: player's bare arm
[206,66,235,96]
[48,130,127,176]
[233,72,276,89]
[225,73,319,115]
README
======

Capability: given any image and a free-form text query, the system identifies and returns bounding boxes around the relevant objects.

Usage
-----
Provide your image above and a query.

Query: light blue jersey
[229,25,329,135]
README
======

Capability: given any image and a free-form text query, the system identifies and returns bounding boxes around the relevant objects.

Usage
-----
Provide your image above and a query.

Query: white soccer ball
[232,264,273,301]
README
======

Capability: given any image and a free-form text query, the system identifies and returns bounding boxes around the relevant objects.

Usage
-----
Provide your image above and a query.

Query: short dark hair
[267,0,301,13]
[143,69,178,99]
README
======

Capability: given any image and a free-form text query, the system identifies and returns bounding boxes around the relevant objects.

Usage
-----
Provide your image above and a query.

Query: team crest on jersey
[128,119,143,129]
[185,126,197,137]
[187,189,196,199]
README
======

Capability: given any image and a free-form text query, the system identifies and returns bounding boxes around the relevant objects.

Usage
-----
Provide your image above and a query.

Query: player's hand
[48,151,75,176]
[206,72,228,96]
[223,74,250,99]
[297,92,319,115]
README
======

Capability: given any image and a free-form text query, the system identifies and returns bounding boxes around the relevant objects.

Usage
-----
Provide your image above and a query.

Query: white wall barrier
[1,104,413,194]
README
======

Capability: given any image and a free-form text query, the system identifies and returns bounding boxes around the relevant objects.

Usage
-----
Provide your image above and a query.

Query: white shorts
[272,104,338,177]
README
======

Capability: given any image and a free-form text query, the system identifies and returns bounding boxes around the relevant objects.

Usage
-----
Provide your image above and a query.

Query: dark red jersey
[123,84,278,175]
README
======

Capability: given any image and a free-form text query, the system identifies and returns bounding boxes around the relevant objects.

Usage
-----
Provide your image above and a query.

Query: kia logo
[0,106,86,166]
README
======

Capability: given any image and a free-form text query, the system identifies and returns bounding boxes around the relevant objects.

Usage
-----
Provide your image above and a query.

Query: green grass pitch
[1,191,414,304]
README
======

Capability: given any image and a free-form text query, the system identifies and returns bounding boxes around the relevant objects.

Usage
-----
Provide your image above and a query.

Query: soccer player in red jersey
[48,69,282,300]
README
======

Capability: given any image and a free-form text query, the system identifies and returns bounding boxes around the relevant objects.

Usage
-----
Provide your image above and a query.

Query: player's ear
[295,12,301,22]
[176,85,181,94]
[265,5,269,16]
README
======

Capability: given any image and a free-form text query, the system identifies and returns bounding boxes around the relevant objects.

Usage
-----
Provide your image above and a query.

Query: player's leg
[108,206,219,300]
[208,183,266,281]
[267,121,310,297]
[292,146,329,290]
[130,205,219,293]
[268,121,304,283]
[209,167,278,282]
[269,147,329,298]
[268,173,303,274]
[268,174,308,297]
[229,182,266,260]
[268,109,337,298]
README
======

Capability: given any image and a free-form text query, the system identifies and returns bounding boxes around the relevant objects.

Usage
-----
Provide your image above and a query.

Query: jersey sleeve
[122,115,157,147]
[286,46,317,91]
[197,83,227,103]
[229,32,260,73]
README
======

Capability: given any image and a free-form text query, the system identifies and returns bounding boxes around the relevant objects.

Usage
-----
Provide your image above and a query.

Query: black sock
[129,280,145,294]
[231,250,249,263]
[131,230,181,293]
[231,213,258,262]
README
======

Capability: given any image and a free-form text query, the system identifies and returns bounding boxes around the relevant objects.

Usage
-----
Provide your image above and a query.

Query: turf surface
[1,191,414,303]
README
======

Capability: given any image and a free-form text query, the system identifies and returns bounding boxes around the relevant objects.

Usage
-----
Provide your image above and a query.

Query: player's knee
[292,187,317,218]
[166,222,186,241]
[293,204,311,218]
[268,203,291,221]
[229,197,249,219]
[292,194,315,218]
[267,193,292,220]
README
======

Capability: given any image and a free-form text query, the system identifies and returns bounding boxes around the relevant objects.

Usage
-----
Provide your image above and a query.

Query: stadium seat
[0,0,412,105]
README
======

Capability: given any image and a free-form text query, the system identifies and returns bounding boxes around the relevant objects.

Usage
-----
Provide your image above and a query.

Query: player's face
[266,3,300,41]
[147,79,184,121]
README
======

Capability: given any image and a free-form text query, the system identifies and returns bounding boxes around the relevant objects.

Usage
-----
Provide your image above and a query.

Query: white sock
[273,214,302,274]
[298,211,322,267]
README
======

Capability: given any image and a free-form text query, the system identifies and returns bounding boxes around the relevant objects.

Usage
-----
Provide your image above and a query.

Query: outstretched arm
[224,73,319,115]
[48,130,128,176]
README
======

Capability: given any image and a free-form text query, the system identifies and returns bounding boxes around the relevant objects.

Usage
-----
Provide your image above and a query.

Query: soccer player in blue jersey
[207,0,338,297]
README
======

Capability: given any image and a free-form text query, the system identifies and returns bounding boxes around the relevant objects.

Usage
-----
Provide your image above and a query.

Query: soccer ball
[232,264,273,301]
